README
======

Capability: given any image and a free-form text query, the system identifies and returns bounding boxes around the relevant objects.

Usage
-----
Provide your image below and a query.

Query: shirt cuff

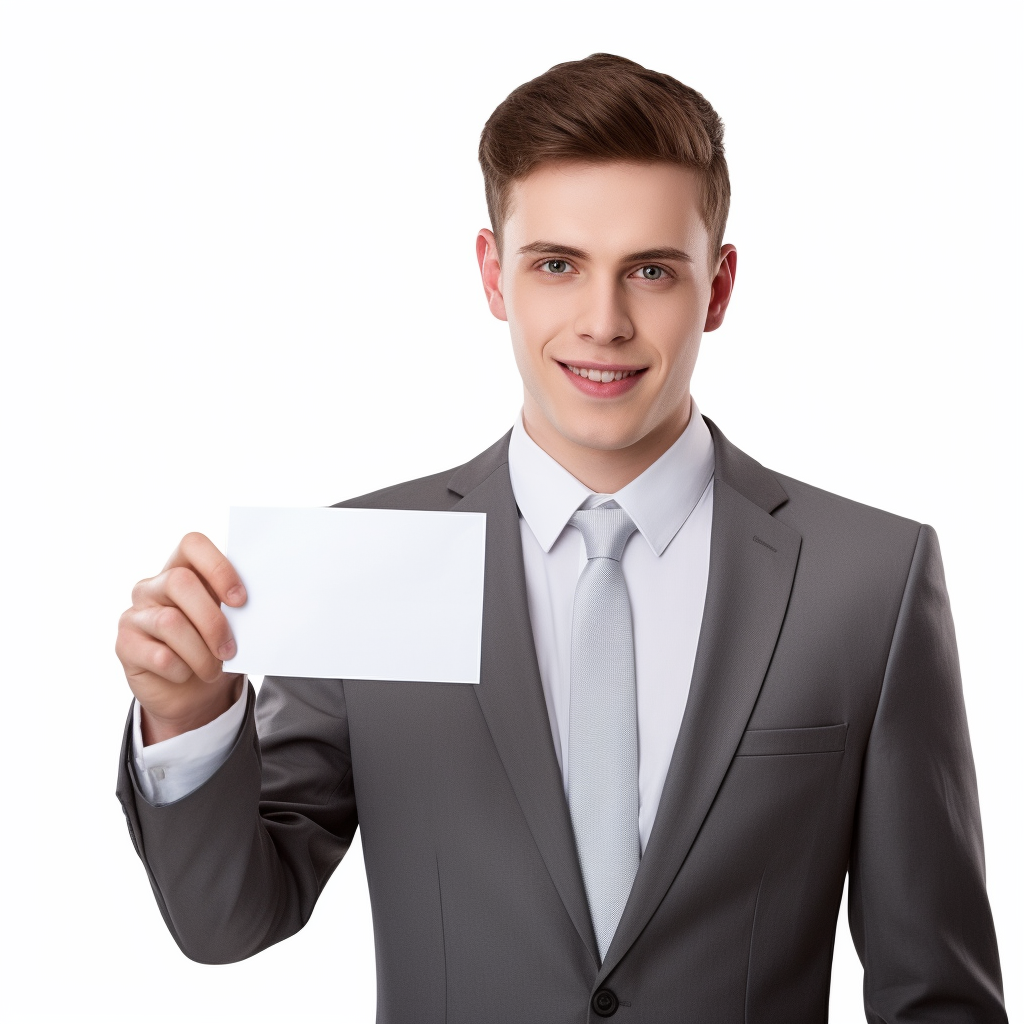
[131,682,248,806]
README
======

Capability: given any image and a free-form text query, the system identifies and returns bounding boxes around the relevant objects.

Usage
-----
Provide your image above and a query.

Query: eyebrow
[516,241,589,259]
[516,241,693,264]
[624,246,693,264]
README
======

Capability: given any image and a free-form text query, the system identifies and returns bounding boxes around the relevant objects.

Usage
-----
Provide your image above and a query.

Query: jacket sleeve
[115,675,357,964]
[848,525,1006,1022]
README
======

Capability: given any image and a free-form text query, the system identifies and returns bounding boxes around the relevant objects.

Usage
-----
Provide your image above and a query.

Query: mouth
[564,363,644,382]
[558,360,647,397]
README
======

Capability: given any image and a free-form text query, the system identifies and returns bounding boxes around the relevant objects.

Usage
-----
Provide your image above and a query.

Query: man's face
[478,161,735,466]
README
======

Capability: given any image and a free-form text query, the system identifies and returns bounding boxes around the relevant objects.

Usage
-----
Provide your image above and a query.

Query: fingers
[118,532,247,737]
[132,565,238,664]
[133,604,227,684]
[117,623,194,686]
[164,532,247,608]
[117,620,243,741]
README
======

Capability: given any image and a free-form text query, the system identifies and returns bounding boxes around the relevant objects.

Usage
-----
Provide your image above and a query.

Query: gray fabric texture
[116,418,1007,1023]
[567,506,640,963]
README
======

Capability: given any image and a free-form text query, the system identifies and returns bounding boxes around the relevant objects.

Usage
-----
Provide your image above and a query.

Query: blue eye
[542,260,570,274]
[638,265,665,280]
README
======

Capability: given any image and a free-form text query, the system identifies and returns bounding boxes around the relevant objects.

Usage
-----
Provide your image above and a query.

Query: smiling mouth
[562,363,646,383]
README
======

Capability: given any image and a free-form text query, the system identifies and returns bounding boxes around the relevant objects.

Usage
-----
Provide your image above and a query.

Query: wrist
[140,675,244,745]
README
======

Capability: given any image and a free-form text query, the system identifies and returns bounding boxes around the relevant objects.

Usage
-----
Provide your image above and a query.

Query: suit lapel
[449,443,601,967]
[598,420,802,980]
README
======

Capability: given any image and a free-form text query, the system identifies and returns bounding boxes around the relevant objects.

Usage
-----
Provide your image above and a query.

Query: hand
[116,533,247,744]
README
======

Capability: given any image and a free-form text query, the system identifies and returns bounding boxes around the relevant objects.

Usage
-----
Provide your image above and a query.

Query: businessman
[115,54,1007,1022]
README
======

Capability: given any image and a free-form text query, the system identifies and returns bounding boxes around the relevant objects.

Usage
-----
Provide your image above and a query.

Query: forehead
[503,161,707,254]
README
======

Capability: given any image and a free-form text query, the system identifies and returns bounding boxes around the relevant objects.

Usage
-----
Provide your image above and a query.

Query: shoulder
[332,466,462,513]
[769,470,923,556]
[707,416,924,561]
[761,468,934,621]
[330,431,512,512]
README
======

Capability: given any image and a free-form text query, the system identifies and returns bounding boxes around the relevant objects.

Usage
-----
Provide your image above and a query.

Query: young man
[115,55,1006,1022]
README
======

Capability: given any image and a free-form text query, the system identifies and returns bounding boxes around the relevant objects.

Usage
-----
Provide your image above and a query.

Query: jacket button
[592,988,619,1017]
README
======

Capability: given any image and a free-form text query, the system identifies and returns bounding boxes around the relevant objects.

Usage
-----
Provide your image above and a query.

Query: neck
[522,396,693,493]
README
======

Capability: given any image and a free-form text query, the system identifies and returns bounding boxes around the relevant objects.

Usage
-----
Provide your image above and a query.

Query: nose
[574,274,634,346]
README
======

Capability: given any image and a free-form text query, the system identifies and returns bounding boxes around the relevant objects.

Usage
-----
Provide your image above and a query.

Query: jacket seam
[744,864,769,1024]
[847,522,926,1005]
[436,851,448,1023]
[863,523,926,758]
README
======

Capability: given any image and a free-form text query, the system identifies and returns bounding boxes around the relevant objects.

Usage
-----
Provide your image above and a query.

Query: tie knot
[569,506,638,562]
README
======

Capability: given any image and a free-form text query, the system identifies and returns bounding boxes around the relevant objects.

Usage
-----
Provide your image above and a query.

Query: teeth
[566,364,641,382]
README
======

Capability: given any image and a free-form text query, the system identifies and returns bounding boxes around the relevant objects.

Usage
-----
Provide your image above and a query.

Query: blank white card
[222,506,487,684]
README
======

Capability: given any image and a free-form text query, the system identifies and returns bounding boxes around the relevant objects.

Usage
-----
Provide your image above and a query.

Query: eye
[541,259,571,274]
[635,265,666,280]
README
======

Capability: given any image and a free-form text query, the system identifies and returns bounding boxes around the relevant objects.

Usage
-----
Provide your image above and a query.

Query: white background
[1,1,1019,1019]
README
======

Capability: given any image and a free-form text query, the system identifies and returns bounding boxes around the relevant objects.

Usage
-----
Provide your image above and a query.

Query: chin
[556,412,646,453]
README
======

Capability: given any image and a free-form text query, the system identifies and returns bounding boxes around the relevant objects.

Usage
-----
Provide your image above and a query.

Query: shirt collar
[508,400,715,556]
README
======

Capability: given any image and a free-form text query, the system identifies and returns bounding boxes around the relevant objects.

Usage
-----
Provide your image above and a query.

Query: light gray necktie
[567,504,640,962]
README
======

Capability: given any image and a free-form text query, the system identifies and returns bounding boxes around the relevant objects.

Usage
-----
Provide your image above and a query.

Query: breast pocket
[735,723,848,756]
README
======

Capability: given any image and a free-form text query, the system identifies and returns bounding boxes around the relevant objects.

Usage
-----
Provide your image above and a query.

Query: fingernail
[219,639,237,659]
[226,584,247,605]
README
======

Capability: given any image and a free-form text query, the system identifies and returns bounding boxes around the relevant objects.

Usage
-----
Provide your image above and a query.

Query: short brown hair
[479,53,730,265]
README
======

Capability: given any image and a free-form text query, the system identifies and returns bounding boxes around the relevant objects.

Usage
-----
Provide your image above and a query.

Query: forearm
[117,679,357,963]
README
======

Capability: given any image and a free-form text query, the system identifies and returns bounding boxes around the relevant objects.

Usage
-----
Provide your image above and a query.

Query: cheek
[507,285,568,359]
[647,305,702,374]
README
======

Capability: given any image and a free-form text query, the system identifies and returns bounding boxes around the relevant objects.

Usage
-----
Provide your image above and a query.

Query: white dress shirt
[134,405,715,853]
[509,405,713,851]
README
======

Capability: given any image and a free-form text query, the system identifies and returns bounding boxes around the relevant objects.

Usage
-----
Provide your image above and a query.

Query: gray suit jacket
[116,419,1006,1023]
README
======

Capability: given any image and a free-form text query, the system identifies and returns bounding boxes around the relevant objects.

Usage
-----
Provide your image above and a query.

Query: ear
[704,244,737,332]
[476,228,508,322]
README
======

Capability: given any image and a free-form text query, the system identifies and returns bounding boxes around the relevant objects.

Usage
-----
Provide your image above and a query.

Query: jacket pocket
[735,723,848,756]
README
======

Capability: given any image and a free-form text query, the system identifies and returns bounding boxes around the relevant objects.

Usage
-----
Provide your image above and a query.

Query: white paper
[222,506,486,684]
